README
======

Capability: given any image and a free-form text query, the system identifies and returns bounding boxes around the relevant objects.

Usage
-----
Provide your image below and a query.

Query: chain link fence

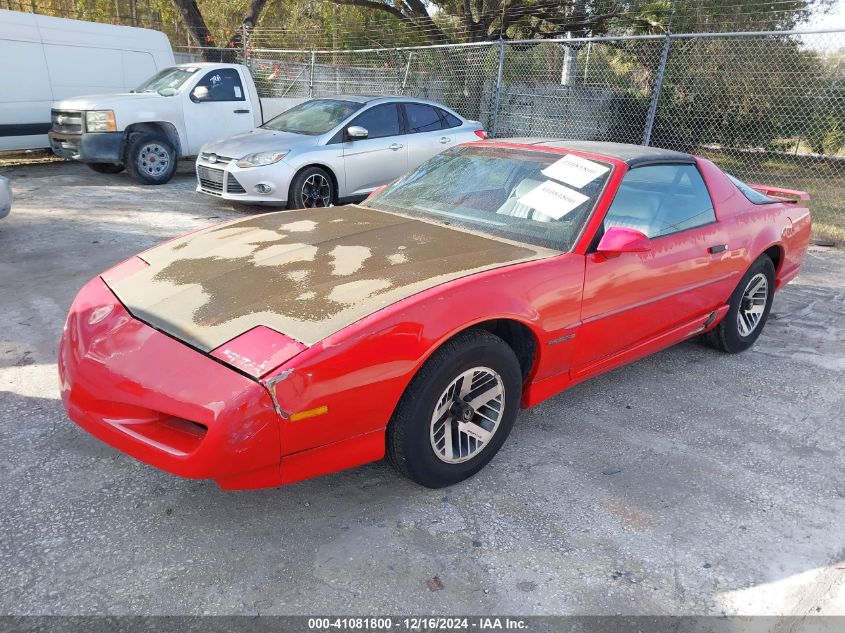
[215,28,845,238]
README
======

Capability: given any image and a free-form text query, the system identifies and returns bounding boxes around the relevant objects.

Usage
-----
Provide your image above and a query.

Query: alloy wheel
[430,366,505,464]
[301,173,332,207]
[737,272,768,336]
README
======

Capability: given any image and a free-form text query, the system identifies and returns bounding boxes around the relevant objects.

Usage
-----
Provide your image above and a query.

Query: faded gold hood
[105,205,556,351]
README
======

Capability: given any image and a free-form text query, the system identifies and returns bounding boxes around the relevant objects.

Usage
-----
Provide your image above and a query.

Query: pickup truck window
[134,67,198,95]
[604,164,716,238]
[195,69,246,102]
[262,99,362,136]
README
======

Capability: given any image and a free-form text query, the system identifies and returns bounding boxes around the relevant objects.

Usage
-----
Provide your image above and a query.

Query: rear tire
[703,255,775,353]
[87,162,124,174]
[125,132,177,185]
[387,330,522,488]
[288,166,335,209]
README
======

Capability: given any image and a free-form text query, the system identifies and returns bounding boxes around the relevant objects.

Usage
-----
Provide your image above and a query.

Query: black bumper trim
[49,131,124,162]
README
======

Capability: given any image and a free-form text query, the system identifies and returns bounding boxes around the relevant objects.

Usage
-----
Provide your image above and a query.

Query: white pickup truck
[48,62,297,184]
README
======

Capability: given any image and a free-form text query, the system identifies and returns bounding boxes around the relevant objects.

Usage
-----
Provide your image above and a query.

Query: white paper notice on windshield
[517,180,589,220]
[541,154,609,188]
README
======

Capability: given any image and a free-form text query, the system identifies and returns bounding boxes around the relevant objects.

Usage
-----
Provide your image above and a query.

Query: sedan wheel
[289,166,335,209]
[387,329,522,488]
[301,173,332,207]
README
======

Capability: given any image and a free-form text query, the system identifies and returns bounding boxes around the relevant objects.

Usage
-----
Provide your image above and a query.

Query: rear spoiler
[749,184,810,203]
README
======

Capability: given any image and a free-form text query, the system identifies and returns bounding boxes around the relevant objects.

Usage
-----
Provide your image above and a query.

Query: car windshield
[363,146,613,251]
[262,99,362,135]
[134,67,198,95]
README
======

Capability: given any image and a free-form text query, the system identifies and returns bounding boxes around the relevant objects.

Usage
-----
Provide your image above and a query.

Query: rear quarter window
[728,174,779,204]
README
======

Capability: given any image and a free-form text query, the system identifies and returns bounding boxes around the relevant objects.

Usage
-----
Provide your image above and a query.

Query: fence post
[241,23,248,65]
[642,33,672,146]
[309,50,316,98]
[401,51,413,94]
[490,39,506,138]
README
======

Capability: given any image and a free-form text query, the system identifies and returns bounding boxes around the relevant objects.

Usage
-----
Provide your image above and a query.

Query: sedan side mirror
[596,226,651,257]
[346,125,369,139]
[190,86,210,103]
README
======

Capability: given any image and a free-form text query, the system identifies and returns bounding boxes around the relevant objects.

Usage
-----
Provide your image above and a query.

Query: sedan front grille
[197,166,247,195]
[51,109,83,134]
[197,165,224,195]
[226,174,246,194]
[200,152,236,164]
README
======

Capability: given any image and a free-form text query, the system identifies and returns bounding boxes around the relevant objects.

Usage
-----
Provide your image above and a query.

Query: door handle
[389,143,404,150]
[708,244,727,253]
[439,136,451,144]
[233,109,250,114]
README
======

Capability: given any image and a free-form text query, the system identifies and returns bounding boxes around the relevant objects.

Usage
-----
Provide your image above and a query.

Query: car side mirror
[596,226,651,257]
[190,86,209,103]
[346,125,369,139]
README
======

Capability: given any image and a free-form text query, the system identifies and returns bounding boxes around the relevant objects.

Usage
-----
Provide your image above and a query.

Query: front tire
[387,330,523,488]
[86,162,124,174]
[288,166,335,209]
[703,255,776,353]
[125,132,177,185]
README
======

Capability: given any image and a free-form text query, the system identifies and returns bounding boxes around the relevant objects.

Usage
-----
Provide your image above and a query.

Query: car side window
[604,164,716,239]
[404,103,444,133]
[195,68,245,102]
[439,109,463,129]
[349,104,401,139]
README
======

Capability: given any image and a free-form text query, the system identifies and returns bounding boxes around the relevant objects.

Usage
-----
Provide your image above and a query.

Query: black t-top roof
[497,138,695,167]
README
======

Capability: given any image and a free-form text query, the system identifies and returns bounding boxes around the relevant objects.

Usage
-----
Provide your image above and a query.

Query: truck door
[183,67,255,155]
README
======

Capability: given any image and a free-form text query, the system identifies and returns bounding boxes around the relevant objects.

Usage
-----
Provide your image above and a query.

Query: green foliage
[807,115,845,155]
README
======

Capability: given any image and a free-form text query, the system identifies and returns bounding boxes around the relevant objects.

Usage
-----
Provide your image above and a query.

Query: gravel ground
[0,161,843,616]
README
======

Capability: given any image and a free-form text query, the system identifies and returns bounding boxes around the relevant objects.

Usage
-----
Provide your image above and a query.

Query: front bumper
[48,131,123,163]
[58,276,284,490]
[195,156,293,204]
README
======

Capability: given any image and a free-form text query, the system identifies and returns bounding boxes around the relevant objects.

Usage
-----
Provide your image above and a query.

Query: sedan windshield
[262,99,362,135]
[134,67,198,95]
[363,146,613,251]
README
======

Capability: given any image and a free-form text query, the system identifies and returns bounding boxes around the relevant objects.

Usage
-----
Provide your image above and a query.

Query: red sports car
[59,140,811,490]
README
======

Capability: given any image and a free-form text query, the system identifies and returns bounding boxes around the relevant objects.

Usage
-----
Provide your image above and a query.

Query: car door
[182,68,254,154]
[342,103,407,196]
[571,163,738,374]
[403,102,454,169]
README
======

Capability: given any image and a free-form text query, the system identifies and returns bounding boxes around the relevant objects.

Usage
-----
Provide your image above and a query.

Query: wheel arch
[288,163,340,203]
[124,122,182,159]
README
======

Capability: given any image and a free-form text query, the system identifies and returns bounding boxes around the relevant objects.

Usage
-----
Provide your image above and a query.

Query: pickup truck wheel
[87,162,124,174]
[387,330,522,488]
[703,255,775,353]
[288,167,334,209]
[125,132,177,185]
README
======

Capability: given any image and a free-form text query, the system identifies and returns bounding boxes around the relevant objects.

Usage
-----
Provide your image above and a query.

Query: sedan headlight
[236,150,289,168]
[85,111,116,132]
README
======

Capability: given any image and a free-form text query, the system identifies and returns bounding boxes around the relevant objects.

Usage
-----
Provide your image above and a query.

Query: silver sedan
[195,96,487,208]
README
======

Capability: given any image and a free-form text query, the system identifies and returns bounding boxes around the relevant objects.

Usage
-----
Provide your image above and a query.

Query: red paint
[749,184,810,201]
[596,227,651,255]
[59,143,811,489]
[210,326,306,378]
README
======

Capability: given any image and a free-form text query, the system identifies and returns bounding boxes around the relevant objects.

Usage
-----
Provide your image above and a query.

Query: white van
[0,9,174,151]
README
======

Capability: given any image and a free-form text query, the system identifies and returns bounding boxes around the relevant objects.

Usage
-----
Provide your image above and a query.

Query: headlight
[85,111,116,132]
[236,150,288,168]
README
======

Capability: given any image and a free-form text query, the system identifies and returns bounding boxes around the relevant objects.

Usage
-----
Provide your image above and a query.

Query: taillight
[474,130,488,140]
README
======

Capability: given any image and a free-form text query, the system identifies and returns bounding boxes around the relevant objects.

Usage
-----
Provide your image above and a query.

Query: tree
[170,0,272,60]
[324,0,671,45]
